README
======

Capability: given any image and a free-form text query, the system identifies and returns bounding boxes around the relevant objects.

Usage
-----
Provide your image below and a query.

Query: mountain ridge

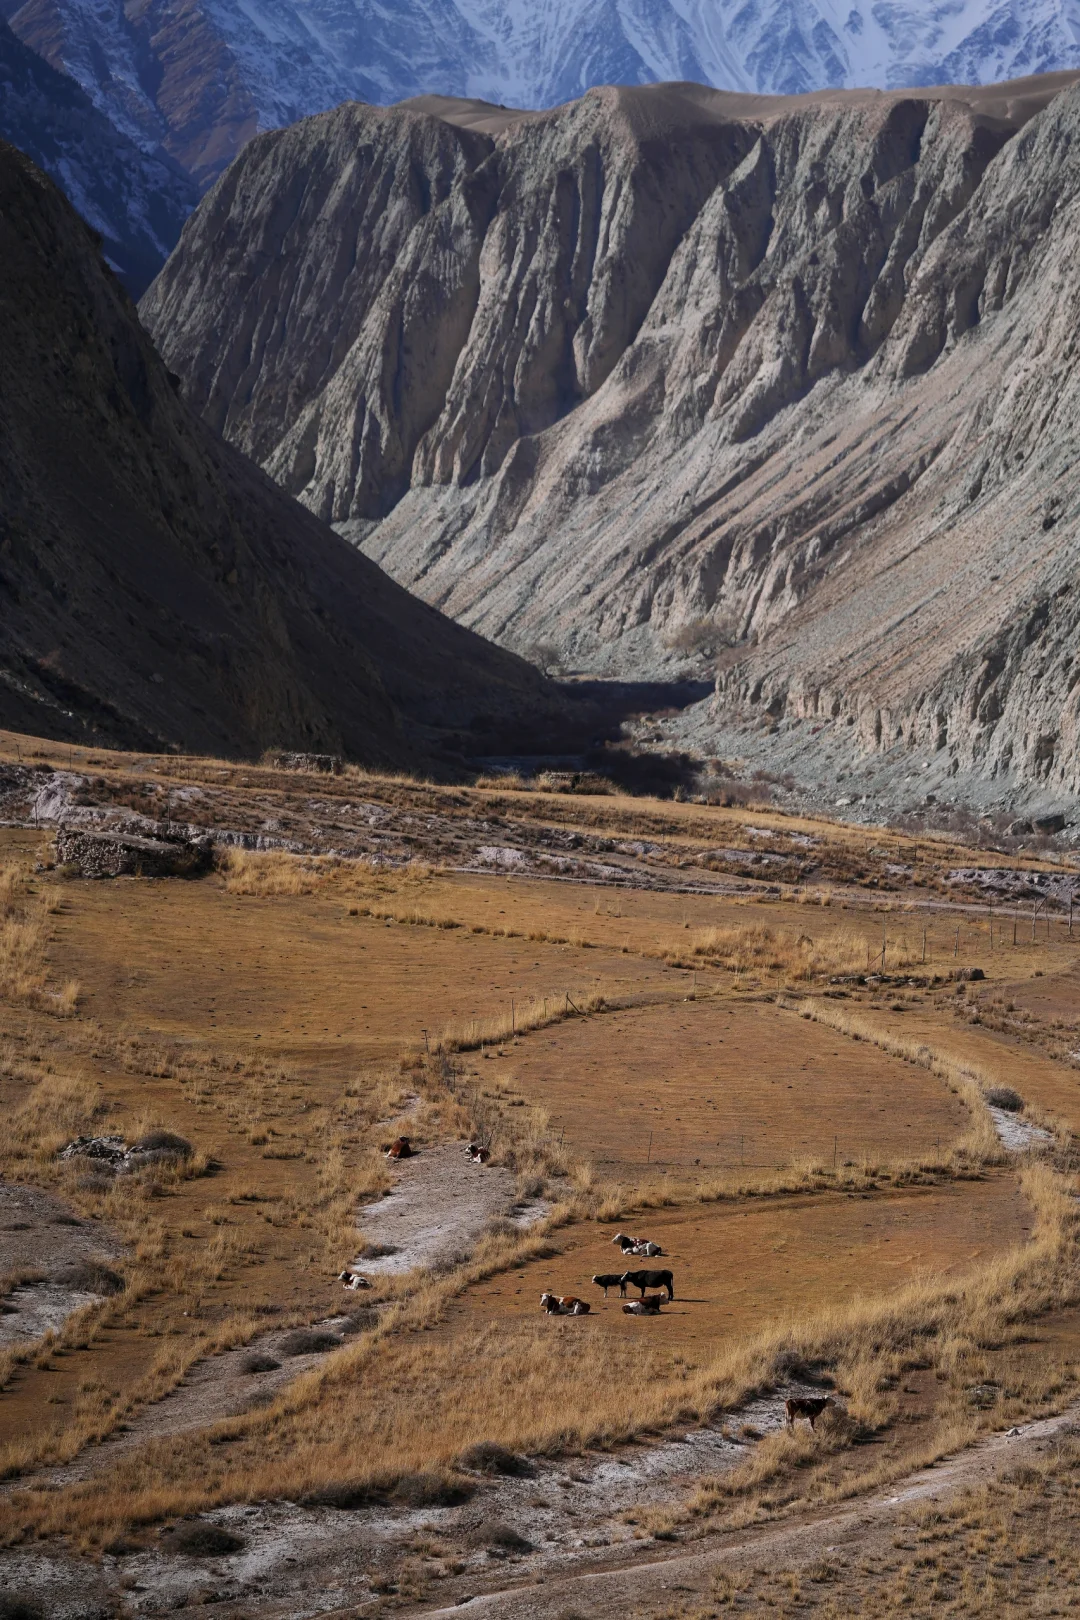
[0,137,556,764]
[143,72,1080,810]
[9,0,1080,190]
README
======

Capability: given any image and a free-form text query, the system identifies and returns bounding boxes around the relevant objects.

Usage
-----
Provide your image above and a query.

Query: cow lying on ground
[612,1232,664,1256]
[464,1142,490,1164]
[785,1396,834,1430]
[337,1270,372,1290]
[384,1136,413,1159]
[620,1268,674,1300]
[591,1273,628,1297]
[540,1291,590,1315]
[622,1295,664,1315]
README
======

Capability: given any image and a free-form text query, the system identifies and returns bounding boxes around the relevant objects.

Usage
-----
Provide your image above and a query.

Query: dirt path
[417,1405,1080,1619]
[355,1142,547,1276]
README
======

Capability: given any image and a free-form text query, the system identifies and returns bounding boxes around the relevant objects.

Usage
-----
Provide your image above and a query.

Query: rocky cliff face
[0,15,194,295]
[0,139,553,763]
[144,73,1080,809]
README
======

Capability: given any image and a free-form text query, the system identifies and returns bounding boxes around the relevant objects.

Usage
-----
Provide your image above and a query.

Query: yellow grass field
[0,743,1076,1612]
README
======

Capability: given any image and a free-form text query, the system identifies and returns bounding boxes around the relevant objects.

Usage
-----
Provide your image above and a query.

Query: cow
[337,1270,372,1290]
[464,1142,491,1164]
[384,1136,413,1160]
[591,1273,628,1297]
[612,1232,664,1257]
[620,1268,674,1300]
[785,1396,834,1431]
[540,1291,590,1315]
[622,1295,664,1315]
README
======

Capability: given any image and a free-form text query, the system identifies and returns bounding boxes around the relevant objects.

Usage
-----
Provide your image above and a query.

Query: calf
[620,1268,674,1300]
[591,1273,628,1298]
[622,1295,664,1315]
[785,1396,834,1431]
[337,1270,372,1290]
[384,1136,413,1160]
[540,1291,590,1315]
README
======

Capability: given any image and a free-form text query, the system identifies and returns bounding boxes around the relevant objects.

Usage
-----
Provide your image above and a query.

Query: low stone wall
[269,752,344,775]
[55,827,212,879]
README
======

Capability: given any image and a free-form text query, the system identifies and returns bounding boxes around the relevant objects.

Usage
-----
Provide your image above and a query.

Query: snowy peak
[7,0,1080,194]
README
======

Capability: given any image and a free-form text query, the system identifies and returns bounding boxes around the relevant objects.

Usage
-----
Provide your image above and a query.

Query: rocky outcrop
[54,826,212,878]
[146,74,1080,804]
[0,16,195,295]
[0,140,556,766]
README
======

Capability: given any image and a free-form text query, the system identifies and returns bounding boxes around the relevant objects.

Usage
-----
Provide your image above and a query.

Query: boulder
[55,827,212,879]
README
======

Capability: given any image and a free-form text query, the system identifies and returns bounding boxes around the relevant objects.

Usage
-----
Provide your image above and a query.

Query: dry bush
[687,923,917,982]
[218,849,338,896]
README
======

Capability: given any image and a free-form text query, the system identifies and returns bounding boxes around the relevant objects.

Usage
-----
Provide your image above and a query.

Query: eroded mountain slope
[0,141,553,761]
[144,74,1080,803]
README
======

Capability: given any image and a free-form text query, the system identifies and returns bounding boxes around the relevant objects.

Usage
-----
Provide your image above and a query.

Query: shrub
[458,1441,534,1477]
[238,1352,280,1374]
[162,1521,246,1556]
[0,1597,44,1620]
[466,1521,533,1552]
[393,1470,473,1507]
[277,1329,341,1357]
[132,1130,193,1159]
[984,1086,1024,1113]
[55,1259,124,1295]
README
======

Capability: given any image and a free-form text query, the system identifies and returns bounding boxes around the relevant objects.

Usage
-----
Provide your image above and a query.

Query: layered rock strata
[144,75,1080,802]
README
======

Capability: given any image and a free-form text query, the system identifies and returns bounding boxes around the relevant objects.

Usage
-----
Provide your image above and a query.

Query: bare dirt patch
[0,1183,120,1347]
[355,1143,546,1276]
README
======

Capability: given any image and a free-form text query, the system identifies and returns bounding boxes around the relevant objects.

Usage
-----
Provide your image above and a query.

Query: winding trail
[417,1405,1080,1618]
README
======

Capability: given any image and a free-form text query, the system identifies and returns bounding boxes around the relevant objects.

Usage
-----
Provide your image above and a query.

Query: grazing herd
[539,1231,676,1320]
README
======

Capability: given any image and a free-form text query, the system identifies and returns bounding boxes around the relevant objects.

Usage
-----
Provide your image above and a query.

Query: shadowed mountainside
[143,74,1080,808]
[0,140,558,765]
[0,15,195,295]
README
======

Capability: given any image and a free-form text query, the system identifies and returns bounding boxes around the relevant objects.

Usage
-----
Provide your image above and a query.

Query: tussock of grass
[689,922,919,981]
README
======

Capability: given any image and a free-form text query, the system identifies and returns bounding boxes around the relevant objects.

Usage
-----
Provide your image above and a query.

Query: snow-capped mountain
[7,0,1080,191]
[0,13,195,293]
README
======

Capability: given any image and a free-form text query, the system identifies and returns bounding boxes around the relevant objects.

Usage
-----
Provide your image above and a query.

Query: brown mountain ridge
[0,139,556,765]
[143,73,1080,814]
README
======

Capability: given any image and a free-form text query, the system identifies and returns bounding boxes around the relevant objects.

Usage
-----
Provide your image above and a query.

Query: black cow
[620,1268,674,1300]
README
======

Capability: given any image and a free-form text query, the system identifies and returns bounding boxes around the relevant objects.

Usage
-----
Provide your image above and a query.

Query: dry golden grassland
[648,1428,1080,1620]
[0,788,1076,1570]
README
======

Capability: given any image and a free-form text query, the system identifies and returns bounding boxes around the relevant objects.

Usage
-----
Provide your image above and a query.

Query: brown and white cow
[384,1136,413,1160]
[337,1270,372,1290]
[622,1295,664,1315]
[540,1291,590,1315]
[785,1396,834,1430]
[464,1142,491,1164]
